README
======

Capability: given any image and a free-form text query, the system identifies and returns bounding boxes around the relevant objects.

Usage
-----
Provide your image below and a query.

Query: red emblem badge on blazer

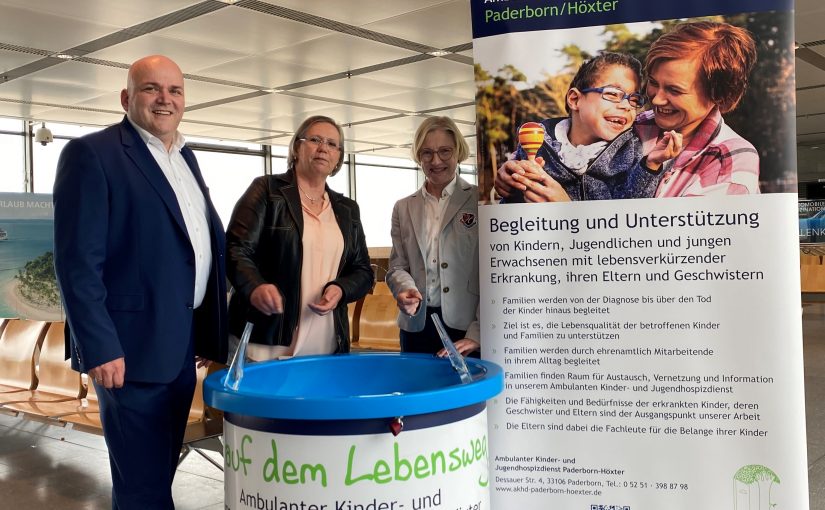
[459,212,477,228]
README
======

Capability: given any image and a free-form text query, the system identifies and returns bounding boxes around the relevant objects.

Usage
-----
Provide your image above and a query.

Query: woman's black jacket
[226,171,374,351]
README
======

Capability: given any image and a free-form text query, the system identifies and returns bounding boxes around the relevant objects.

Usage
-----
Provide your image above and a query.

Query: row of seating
[0,280,403,428]
[0,318,221,467]
[0,320,101,428]
[0,279,403,463]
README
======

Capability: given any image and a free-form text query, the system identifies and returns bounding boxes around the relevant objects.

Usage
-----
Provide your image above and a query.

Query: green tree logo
[734,464,780,510]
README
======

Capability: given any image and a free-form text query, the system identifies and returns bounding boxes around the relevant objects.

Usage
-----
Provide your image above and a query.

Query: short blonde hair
[287,115,346,175]
[411,116,470,165]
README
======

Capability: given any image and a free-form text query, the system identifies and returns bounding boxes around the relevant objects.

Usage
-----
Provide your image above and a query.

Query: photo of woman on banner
[494,52,682,202]
[637,21,760,197]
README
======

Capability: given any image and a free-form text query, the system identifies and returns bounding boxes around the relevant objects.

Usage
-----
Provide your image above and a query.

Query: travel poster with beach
[471,0,807,508]
[0,193,63,321]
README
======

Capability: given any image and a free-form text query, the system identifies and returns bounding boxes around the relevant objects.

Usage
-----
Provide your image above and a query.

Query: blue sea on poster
[0,219,57,318]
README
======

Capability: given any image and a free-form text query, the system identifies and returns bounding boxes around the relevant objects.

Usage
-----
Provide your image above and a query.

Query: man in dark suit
[53,54,227,509]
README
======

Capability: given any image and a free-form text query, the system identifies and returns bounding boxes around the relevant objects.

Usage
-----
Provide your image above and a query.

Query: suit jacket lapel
[279,172,304,237]
[120,119,189,239]
[408,191,428,260]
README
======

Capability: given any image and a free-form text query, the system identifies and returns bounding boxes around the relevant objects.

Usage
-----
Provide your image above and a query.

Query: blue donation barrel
[205,353,504,510]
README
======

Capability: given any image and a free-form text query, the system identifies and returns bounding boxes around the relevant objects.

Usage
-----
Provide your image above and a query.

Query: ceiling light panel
[85,34,246,73]
[288,75,416,104]
[252,0,446,27]
[154,6,333,55]
[0,4,114,51]
[195,56,328,91]
[361,58,472,89]
[363,0,472,50]
[27,106,119,127]
[0,99,52,120]
[0,0,199,26]
[264,33,418,73]
[366,88,472,113]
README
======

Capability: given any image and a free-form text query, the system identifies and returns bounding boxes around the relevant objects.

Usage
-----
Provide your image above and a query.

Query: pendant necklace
[298,186,324,204]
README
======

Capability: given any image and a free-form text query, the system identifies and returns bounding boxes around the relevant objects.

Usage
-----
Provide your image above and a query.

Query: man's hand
[88,357,125,389]
[308,284,343,315]
[250,283,284,315]
[395,288,422,316]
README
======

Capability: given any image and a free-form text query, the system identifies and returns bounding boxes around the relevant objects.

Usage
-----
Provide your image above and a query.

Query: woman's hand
[646,130,683,170]
[308,284,343,315]
[437,338,480,357]
[396,288,422,316]
[250,283,284,315]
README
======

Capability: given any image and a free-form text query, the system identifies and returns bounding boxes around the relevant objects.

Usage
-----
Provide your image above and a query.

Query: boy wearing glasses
[497,52,682,202]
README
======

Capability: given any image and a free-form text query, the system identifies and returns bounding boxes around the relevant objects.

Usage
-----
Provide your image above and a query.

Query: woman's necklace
[298,185,324,204]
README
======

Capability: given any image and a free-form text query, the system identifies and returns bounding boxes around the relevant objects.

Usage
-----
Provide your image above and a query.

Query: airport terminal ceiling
[0,0,823,174]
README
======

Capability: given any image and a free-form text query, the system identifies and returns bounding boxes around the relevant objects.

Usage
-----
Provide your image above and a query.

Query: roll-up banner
[470,1,807,508]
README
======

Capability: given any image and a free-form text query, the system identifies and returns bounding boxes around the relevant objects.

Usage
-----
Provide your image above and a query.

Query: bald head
[121,55,185,150]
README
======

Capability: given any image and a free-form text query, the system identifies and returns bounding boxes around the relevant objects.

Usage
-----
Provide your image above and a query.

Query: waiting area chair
[0,319,49,398]
[2,322,87,415]
[353,282,400,352]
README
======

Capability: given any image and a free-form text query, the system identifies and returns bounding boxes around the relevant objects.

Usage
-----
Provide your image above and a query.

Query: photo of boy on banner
[494,51,682,202]
[478,13,795,202]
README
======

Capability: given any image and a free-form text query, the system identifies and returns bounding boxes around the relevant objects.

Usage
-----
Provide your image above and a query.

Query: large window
[271,144,289,175]
[32,139,68,194]
[33,123,103,194]
[0,118,25,192]
[0,115,477,250]
[354,154,420,248]
[194,150,265,227]
[328,164,350,197]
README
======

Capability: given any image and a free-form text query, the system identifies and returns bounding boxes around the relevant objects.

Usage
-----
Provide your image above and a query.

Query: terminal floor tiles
[1,301,825,509]
[0,412,224,509]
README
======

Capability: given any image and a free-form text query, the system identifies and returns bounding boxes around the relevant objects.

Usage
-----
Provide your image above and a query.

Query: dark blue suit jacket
[54,117,228,384]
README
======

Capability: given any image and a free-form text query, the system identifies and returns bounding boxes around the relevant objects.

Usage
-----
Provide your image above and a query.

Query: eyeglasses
[299,136,341,152]
[419,147,454,163]
[580,86,646,109]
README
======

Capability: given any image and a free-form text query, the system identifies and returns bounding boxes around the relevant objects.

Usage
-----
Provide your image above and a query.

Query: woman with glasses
[387,116,480,357]
[636,21,759,197]
[495,52,682,202]
[226,115,373,360]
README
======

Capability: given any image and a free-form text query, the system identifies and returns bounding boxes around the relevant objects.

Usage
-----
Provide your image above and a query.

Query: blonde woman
[387,116,480,356]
